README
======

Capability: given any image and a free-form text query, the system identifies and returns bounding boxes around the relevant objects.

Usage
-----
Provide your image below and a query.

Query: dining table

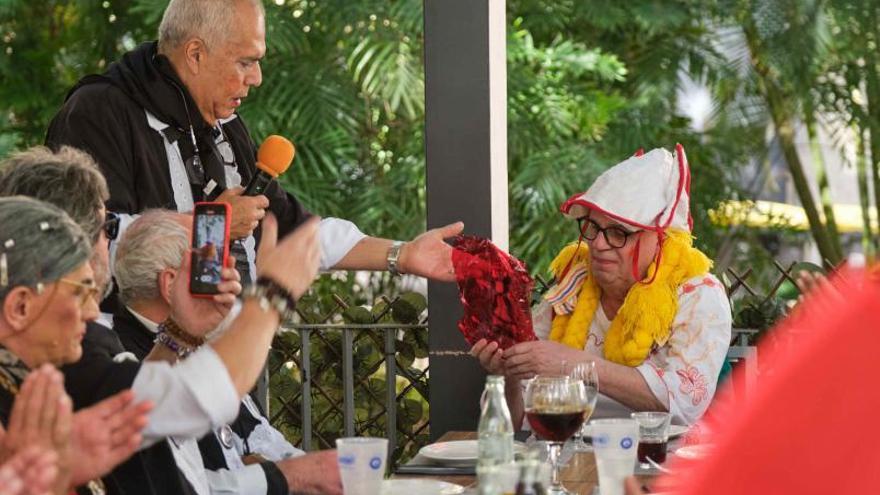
[393,431,661,494]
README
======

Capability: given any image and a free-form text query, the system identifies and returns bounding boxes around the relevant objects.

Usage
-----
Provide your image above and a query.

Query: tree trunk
[863,11,880,251]
[855,127,875,258]
[741,19,842,265]
[804,108,844,260]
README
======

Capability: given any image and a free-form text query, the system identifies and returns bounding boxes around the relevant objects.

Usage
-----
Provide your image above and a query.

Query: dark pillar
[424,0,508,439]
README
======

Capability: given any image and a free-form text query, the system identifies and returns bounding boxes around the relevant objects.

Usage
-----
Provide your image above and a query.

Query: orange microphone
[243,135,296,196]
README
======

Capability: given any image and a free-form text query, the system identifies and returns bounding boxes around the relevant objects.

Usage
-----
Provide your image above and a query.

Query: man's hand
[0,447,58,495]
[504,340,589,380]
[69,390,152,485]
[169,256,243,337]
[256,214,321,300]
[398,222,463,282]
[276,451,343,495]
[216,187,269,240]
[470,339,507,375]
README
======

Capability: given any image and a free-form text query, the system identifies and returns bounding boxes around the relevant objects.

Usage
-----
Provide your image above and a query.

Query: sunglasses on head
[100,211,120,242]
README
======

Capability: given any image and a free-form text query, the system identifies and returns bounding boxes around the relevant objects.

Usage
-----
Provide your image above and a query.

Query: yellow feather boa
[547,230,712,366]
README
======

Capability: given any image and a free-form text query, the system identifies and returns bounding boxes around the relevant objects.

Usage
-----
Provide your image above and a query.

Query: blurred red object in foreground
[451,235,536,349]
[654,268,880,494]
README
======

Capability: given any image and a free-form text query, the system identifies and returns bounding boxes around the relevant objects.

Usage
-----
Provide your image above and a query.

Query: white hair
[157,0,264,53]
[114,209,190,306]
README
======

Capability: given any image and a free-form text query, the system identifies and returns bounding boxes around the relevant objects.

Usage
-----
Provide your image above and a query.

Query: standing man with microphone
[46,0,462,289]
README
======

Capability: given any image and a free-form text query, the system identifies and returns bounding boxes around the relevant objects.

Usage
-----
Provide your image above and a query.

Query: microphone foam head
[256,135,295,177]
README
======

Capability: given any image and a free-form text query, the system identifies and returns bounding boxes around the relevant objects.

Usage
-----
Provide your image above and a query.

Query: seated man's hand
[256,214,321,300]
[504,340,589,381]
[0,446,58,495]
[69,390,152,485]
[470,339,506,375]
[276,450,343,495]
[169,256,242,337]
[216,187,269,240]
[398,221,464,282]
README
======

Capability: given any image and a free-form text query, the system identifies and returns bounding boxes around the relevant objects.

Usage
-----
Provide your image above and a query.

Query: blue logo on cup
[369,456,382,470]
[620,437,634,449]
[594,434,610,447]
[338,455,356,466]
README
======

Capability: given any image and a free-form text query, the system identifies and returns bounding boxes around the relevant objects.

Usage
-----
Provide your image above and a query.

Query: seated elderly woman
[0,196,151,494]
[473,145,732,425]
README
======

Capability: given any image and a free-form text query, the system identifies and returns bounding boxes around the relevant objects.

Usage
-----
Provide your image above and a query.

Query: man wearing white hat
[472,145,732,425]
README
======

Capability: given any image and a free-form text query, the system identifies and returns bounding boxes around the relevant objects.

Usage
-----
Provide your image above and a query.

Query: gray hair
[0,146,109,242]
[0,197,92,302]
[158,0,265,53]
[114,209,190,306]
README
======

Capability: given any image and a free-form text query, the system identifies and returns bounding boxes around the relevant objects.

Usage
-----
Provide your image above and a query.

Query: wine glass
[569,361,599,452]
[524,376,589,495]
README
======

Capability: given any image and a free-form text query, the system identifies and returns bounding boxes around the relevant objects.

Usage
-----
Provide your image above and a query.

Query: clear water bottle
[478,375,515,494]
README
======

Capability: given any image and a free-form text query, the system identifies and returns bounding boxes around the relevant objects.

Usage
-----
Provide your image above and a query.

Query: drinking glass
[568,361,599,452]
[631,412,671,469]
[523,376,588,495]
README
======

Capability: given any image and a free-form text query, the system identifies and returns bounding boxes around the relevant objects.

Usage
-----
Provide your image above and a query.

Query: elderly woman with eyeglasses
[0,197,154,495]
[472,146,732,426]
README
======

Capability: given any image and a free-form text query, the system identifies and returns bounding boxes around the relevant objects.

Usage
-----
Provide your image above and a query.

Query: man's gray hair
[0,197,92,302]
[0,146,109,242]
[114,209,190,306]
[158,0,265,53]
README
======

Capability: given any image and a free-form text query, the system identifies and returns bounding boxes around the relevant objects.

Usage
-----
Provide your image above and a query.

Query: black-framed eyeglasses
[101,211,120,242]
[577,217,640,249]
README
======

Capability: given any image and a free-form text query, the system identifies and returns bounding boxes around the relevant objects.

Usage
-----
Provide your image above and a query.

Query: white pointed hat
[560,144,693,233]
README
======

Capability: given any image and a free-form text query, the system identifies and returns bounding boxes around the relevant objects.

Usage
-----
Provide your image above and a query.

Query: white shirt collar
[126,306,161,334]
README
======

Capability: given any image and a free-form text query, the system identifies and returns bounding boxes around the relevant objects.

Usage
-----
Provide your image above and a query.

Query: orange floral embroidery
[677,365,708,406]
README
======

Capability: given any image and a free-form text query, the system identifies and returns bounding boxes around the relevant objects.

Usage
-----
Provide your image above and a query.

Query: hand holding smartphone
[190,202,231,296]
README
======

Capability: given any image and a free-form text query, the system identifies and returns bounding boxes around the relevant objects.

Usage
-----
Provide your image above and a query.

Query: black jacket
[59,322,196,495]
[46,41,310,238]
[114,307,289,495]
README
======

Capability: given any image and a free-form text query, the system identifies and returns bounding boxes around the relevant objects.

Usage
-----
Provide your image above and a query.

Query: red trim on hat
[631,236,642,281]
[660,144,688,230]
[561,199,663,232]
[641,233,665,285]
[560,191,587,214]
[679,144,695,231]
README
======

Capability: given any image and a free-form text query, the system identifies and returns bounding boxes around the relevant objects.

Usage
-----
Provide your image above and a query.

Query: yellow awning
[710,200,877,234]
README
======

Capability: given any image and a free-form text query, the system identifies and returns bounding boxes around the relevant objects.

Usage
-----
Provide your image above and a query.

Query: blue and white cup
[589,419,639,495]
[336,437,388,495]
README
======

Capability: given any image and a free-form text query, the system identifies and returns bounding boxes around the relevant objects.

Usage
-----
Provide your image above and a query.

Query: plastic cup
[590,419,639,495]
[631,412,672,468]
[336,437,388,495]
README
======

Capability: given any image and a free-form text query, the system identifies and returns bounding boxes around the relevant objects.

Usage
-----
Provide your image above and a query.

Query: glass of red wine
[524,376,589,495]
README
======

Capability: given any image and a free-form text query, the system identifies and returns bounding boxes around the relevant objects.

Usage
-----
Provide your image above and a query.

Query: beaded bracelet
[154,331,195,359]
[242,276,297,321]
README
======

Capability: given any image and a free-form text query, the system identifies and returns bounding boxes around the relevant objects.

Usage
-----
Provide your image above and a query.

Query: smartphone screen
[190,202,231,296]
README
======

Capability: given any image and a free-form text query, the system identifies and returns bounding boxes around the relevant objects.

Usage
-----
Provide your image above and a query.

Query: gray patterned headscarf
[0,196,92,301]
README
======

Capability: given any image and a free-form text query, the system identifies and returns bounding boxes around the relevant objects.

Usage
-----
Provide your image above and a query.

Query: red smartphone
[189,202,231,296]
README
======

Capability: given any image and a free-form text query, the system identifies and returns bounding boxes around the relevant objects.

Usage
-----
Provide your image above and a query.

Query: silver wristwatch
[386,241,405,276]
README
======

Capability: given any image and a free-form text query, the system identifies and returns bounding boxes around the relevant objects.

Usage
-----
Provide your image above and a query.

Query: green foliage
[268,291,429,463]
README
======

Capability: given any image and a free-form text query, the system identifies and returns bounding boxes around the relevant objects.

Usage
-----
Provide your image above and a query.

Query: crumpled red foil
[452,235,536,349]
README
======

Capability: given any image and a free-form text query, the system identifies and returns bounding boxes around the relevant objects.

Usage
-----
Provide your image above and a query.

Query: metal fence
[266,295,430,465]
[267,262,804,464]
